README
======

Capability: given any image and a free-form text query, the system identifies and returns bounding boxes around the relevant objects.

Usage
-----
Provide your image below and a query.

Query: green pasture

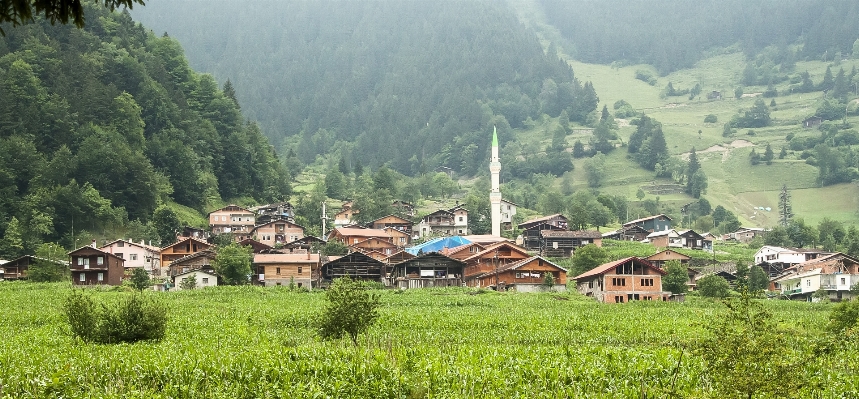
[1,283,857,398]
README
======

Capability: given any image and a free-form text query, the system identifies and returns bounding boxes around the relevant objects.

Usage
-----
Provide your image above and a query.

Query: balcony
[782,288,803,295]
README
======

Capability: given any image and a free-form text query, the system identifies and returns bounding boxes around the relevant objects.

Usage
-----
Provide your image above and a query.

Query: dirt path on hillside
[680,140,754,163]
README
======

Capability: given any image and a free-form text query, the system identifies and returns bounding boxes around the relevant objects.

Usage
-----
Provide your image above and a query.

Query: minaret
[490,126,502,237]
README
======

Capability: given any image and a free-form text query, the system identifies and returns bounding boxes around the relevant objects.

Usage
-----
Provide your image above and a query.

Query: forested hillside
[0,5,290,257]
[131,1,597,175]
[539,0,859,74]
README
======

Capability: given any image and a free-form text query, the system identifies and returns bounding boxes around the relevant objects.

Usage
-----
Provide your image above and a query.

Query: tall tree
[212,242,253,285]
[778,184,793,227]
[663,260,689,295]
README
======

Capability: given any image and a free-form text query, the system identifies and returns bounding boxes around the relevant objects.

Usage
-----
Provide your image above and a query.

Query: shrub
[179,273,197,290]
[703,114,718,123]
[318,277,381,345]
[634,69,657,86]
[697,275,730,298]
[130,268,150,291]
[63,291,168,344]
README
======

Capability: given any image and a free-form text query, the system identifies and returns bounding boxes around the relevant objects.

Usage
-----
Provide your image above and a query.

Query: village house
[727,227,766,243]
[440,242,487,261]
[416,205,469,238]
[68,245,125,286]
[350,237,399,257]
[623,214,672,239]
[676,230,712,250]
[802,116,823,129]
[178,226,210,241]
[160,237,212,276]
[367,215,413,244]
[500,199,517,231]
[646,229,681,247]
[172,269,219,290]
[99,239,161,274]
[249,201,295,225]
[573,257,670,303]
[387,252,465,289]
[461,242,532,283]
[208,204,255,240]
[644,249,691,268]
[328,227,392,246]
[237,238,273,253]
[251,219,305,247]
[166,249,217,277]
[320,251,387,284]
[472,256,567,292]
[518,214,568,250]
[253,253,320,288]
[773,253,859,301]
[539,230,602,257]
[382,250,416,265]
[280,236,326,253]
[754,246,832,277]
[1,255,69,281]
[333,201,357,227]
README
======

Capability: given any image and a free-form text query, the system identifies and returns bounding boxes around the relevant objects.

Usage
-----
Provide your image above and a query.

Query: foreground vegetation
[1,283,857,398]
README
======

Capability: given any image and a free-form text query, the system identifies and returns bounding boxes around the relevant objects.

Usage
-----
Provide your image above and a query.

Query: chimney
[91,239,97,248]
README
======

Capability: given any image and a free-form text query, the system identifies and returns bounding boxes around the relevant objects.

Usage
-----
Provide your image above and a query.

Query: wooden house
[172,269,219,290]
[333,201,357,227]
[253,253,320,288]
[727,227,766,243]
[518,214,569,231]
[574,257,670,303]
[208,204,255,240]
[676,229,712,250]
[473,256,567,292]
[388,253,465,289]
[520,222,565,251]
[237,238,273,253]
[362,250,388,261]
[440,243,487,261]
[383,250,416,265]
[384,227,411,248]
[351,237,398,256]
[368,215,413,241]
[99,239,161,274]
[321,251,386,283]
[644,249,691,268]
[282,236,326,253]
[623,214,672,236]
[328,227,391,246]
[68,245,125,286]
[1,255,68,281]
[803,116,823,129]
[539,230,602,257]
[417,206,469,238]
[462,242,532,283]
[620,224,651,241]
[251,219,305,247]
[160,237,212,276]
[166,250,217,277]
[250,201,295,224]
[646,229,681,247]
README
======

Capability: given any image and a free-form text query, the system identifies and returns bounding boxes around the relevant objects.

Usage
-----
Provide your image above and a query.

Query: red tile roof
[573,257,663,280]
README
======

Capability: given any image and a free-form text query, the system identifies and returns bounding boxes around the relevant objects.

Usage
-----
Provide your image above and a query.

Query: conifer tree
[778,184,793,227]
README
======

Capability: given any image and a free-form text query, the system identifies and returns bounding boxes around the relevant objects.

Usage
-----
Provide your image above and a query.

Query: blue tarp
[405,236,472,255]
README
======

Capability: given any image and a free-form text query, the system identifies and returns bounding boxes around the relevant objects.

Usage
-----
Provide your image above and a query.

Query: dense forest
[131,1,598,176]
[540,0,859,74]
[0,5,290,257]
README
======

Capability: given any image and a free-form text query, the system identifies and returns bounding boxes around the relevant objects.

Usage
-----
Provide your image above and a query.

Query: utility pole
[321,202,328,241]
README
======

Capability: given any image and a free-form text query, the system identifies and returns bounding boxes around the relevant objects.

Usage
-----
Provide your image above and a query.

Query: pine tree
[763,143,774,165]
[819,66,834,91]
[686,147,700,194]
[778,184,793,227]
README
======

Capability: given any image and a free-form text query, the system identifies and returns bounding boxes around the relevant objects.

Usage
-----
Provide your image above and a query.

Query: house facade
[676,230,712,251]
[462,242,532,282]
[251,220,305,248]
[333,201,357,227]
[500,199,517,231]
[520,222,565,251]
[68,246,125,286]
[166,250,217,277]
[208,204,255,239]
[172,269,219,290]
[160,237,212,275]
[574,257,670,303]
[387,253,465,289]
[472,256,567,292]
[539,230,602,257]
[321,252,386,283]
[728,227,766,243]
[1,255,69,281]
[253,253,320,287]
[417,209,466,238]
[774,253,859,301]
[250,201,295,225]
[99,239,161,273]
[754,246,830,267]
[644,249,691,268]
[328,227,391,246]
[623,214,672,235]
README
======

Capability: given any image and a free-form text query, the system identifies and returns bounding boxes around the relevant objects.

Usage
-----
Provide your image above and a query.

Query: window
[202,278,209,284]
[276,267,281,275]
[612,277,626,286]
[78,257,88,266]
[841,278,847,285]
[298,267,303,274]
[117,241,124,247]
[806,279,811,287]
[96,257,104,265]
[130,254,138,261]
[615,296,625,303]
[458,217,463,222]
[97,273,104,282]
[116,253,124,259]
[641,278,654,287]
[79,273,85,282]
[588,280,594,288]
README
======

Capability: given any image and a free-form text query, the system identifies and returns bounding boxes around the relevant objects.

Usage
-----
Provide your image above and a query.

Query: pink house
[100,239,161,274]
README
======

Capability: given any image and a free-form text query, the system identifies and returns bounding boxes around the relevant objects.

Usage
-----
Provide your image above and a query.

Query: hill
[0,5,290,257]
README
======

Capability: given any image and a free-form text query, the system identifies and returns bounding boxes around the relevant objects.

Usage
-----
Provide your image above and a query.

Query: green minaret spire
[492,125,498,147]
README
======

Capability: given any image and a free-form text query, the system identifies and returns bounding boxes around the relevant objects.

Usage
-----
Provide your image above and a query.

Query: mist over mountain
[132,1,596,175]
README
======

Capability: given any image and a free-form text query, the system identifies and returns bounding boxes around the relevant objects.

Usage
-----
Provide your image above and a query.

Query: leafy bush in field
[697,275,730,298]
[635,69,657,85]
[129,268,150,291]
[318,277,381,345]
[63,291,167,344]
[826,299,859,334]
[703,114,718,123]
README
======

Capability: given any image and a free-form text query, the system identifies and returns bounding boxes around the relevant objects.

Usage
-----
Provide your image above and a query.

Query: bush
[826,299,859,334]
[703,114,718,123]
[697,274,731,298]
[64,291,168,344]
[318,277,381,345]
[129,268,150,291]
[634,69,657,86]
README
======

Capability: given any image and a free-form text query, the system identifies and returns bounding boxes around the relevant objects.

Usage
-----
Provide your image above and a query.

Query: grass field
[0,283,856,398]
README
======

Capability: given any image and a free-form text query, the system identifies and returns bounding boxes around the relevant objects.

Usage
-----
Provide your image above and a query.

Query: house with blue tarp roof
[405,236,472,255]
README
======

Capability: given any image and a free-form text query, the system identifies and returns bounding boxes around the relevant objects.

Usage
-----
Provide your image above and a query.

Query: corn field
[0,283,857,398]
